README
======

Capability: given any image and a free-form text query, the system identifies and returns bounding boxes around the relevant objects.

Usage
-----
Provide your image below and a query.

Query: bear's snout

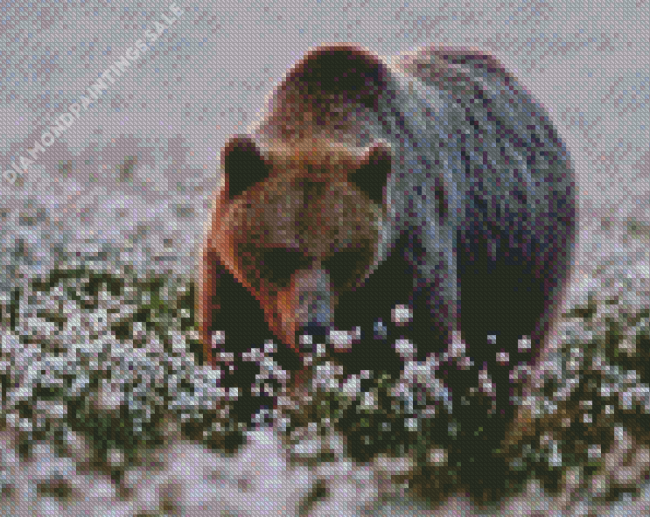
[286,268,336,352]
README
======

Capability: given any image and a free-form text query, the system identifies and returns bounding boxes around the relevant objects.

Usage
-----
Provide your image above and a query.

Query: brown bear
[197,44,576,418]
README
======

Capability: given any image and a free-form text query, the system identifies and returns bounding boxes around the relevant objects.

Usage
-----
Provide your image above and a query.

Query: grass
[0,256,648,510]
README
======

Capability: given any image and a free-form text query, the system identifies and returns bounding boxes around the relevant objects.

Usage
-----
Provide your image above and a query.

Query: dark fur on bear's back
[199,44,576,434]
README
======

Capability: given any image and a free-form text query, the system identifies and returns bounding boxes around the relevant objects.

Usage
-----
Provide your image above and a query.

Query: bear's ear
[348,140,392,206]
[222,135,272,200]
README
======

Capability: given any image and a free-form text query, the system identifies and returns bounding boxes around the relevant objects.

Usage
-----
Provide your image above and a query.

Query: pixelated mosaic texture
[0,1,648,515]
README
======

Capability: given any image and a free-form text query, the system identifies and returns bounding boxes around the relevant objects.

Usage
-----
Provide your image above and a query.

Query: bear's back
[391,46,576,269]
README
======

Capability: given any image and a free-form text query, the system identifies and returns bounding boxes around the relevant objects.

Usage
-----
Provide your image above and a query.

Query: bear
[196,43,577,426]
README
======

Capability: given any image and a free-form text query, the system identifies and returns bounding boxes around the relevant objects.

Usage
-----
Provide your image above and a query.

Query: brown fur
[198,137,388,368]
[197,44,576,405]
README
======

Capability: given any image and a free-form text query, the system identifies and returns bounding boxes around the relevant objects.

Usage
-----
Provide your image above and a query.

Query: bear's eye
[323,249,370,290]
[260,248,310,287]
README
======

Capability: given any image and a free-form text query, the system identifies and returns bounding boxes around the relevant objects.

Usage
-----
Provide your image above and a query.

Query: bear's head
[212,135,393,357]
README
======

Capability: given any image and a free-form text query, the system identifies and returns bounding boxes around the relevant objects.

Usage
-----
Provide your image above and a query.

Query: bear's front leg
[409,223,461,361]
[197,238,219,369]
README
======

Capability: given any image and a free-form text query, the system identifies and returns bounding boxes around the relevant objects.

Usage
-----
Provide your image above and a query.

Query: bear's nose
[297,322,330,338]
[296,322,330,352]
